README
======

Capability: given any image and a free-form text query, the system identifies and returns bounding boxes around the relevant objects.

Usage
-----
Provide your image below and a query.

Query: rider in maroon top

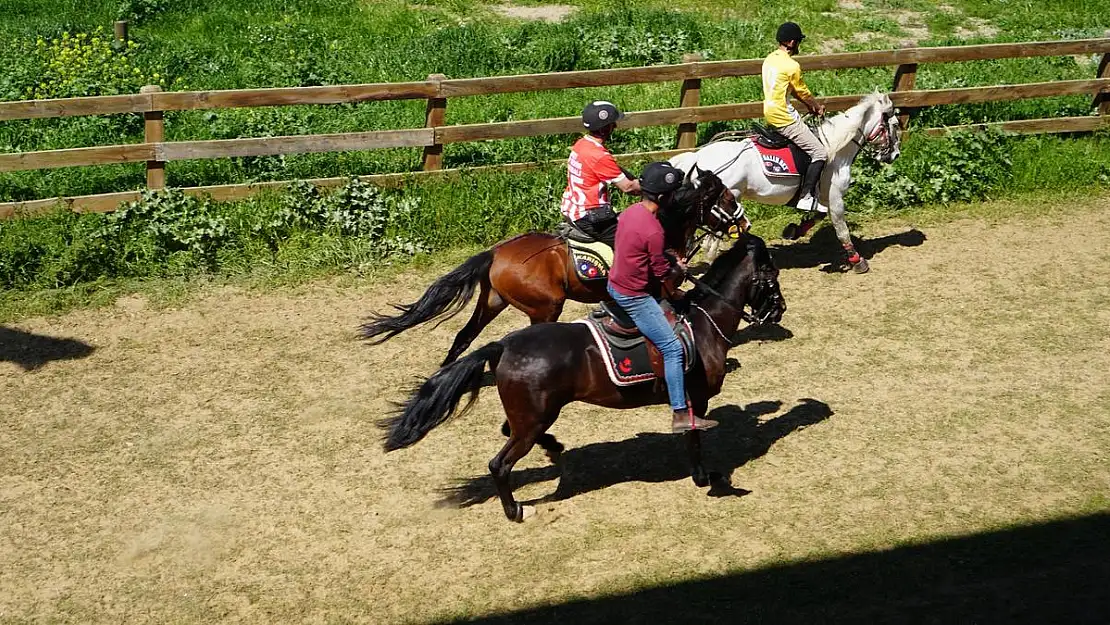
[608,200,672,298]
[607,162,719,433]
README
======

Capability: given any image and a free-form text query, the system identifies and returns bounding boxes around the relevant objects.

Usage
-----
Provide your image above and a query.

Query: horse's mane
[820,92,885,154]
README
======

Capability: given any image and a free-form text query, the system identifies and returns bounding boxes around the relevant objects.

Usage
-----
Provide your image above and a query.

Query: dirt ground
[2,194,1109,623]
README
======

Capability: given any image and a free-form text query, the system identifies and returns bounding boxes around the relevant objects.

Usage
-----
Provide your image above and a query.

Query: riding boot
[672,407,719,433]
[797,159,826,212]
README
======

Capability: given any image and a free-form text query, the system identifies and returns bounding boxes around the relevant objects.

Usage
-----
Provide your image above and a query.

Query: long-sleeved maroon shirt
[608,202,672,297]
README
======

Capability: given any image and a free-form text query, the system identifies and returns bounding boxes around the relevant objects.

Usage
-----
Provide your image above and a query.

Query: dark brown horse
[380,234,786,522]
[361,170,746,366]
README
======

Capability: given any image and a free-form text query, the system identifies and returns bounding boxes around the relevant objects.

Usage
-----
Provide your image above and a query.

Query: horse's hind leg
[502,420,563,464]
[443,283,507,366]
[489,425,543,522]
[538,433,564,463]
[522,298,564,325]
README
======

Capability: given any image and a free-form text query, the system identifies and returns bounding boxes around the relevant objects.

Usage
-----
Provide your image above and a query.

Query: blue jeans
[607,285,687,411]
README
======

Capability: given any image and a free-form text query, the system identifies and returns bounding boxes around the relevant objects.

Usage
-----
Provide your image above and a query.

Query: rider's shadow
[437,398,833,508]
[771,224,926,272]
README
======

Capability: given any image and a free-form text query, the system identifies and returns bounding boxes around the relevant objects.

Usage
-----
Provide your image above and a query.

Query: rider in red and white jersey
[560,101,642,248]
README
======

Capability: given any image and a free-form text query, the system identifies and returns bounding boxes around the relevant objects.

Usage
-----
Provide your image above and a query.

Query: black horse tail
[360,250,494,344]
[380,342,504,452]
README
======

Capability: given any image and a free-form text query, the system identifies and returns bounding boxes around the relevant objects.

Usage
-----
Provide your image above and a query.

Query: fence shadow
[438,398,832,508]
[0,326,96,371]
[436,512,1110,624]
[771,225,927,272]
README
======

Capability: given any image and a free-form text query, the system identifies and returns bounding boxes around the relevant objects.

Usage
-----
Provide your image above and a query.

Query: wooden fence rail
[0,35,1108,217]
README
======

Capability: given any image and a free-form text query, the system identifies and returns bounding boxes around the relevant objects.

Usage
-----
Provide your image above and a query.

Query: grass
[0,0,1107,316]
[0,0,1106,200]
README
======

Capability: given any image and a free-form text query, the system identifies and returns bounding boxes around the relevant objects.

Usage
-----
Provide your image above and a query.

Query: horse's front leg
[686,430,709,487]
[828,169,869,274]
[685,385,712,488]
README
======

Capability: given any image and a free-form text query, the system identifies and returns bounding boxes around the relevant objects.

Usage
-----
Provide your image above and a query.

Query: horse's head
[689,166,750,237]
[694,234,786,327]
[742,234,786,325]
[865,93,901,164]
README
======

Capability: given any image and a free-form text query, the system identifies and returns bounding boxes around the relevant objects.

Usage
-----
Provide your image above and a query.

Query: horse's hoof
[852,257,871,274]
[520,505,537,522]
[782,223,799,240]
[692,471,711,488]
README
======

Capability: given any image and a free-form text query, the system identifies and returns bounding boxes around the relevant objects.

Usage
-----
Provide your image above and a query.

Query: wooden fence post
[140,85,165,189]
[1095,30,1110,117]
[114,20,129,45]
[676,53,703,150]
[892,43,918,132]
[422,73,447,171]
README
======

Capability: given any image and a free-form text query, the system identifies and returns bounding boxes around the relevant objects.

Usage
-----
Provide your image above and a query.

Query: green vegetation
[0,0,1107,317]
[1,0,1106,198]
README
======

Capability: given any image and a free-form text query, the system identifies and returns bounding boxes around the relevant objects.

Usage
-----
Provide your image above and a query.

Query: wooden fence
[1,35,1109,218]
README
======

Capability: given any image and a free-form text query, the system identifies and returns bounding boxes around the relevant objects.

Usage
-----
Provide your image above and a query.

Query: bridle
[687,166,749,244]
[747,267,786,325]
[851,108,899,161]
[684,261,785,330]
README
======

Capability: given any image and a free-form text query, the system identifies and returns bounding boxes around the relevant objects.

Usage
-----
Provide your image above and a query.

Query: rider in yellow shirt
[762,22,827,214]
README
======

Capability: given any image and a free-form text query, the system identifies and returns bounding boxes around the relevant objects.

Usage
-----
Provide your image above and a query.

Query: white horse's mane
[820,92,887,155]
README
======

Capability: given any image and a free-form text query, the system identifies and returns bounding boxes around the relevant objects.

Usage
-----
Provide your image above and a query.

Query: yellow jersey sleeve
[762,50,811,127]
[790,66,812,100]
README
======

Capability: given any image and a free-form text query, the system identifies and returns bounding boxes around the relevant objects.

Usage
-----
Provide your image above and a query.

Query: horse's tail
[380,342,504,451]
[360,250,494,344]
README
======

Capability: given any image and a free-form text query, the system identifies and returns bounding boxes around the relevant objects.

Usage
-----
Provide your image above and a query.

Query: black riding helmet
[640,162,684,195]
[776,22,806,44]
[582,100,625,131]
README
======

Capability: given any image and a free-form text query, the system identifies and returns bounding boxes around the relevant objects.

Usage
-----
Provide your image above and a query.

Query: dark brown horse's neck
[690,259,756,352]
[693,297,743,351]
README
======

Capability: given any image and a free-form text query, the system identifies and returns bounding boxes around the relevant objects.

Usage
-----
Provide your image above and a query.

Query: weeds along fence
[1,35,1108,219]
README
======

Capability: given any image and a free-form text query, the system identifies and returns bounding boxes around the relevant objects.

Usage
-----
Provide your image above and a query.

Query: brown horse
[361,169,745,366]
[380,234,786,522]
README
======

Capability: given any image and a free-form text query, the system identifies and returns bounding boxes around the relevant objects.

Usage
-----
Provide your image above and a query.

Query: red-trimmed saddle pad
[574,314,696,387]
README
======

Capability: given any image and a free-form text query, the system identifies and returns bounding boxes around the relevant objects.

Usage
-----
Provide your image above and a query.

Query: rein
[692,304,735,345]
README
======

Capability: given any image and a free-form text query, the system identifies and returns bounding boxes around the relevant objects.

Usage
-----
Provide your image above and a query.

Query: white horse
[671,93,901,273]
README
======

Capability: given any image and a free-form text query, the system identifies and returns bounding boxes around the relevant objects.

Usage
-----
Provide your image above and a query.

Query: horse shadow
[0,326,96,371]
[438,398,833,508]
[731,323,794,346]
[771,225,926,272]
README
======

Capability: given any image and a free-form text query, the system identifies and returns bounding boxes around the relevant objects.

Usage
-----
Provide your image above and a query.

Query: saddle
[575,299,696,387]
[556,221,612,281]
[751,125,813,179]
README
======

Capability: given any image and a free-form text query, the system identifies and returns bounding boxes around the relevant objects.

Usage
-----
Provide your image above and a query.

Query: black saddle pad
[577,317,697,386]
